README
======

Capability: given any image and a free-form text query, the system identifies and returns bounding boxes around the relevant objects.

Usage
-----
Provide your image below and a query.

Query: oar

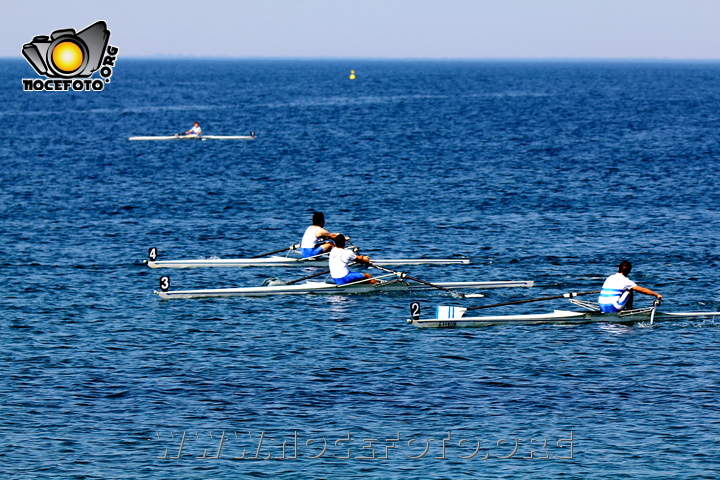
[463,289,601,311]
[432,289,601,320]
[284,269,331,285]
[249,244,299,259]
[365,261,465,298]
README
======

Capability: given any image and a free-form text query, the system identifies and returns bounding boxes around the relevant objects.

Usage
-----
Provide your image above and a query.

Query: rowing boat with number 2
[407,300,720,328]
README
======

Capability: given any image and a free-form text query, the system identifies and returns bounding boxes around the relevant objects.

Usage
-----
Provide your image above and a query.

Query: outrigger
[144,246,472,269]
[407,290,720,328]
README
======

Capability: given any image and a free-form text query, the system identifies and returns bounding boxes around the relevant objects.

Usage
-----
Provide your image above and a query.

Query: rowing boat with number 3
[154,275,534,299]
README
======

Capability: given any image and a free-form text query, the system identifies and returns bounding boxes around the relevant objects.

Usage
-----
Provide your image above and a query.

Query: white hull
[409,309,720,328]
[129,135,256,141]
[145,256,471,269]
[156,280,534,299]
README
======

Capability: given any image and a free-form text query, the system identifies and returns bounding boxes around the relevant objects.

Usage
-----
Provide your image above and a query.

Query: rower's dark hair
[334,234,346,248]
[312,212,325,226]
[618,260,632,275]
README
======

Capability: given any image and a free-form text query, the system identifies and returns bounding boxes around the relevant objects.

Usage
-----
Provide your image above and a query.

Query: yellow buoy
[349,70,356,80]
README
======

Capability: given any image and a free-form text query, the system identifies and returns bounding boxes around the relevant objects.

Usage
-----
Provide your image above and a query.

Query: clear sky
[4,0,720,60]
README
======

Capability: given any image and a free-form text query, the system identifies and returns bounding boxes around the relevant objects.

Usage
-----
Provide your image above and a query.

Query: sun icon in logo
[51,41,84,73]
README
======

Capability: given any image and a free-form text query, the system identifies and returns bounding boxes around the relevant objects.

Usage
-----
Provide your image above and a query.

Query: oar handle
[466,289,601,311]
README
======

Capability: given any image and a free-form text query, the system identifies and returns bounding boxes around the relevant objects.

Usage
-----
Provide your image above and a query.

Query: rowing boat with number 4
[407,295,720,328]
[154,275,534,299]
[144,247,471,269]
[146,256,472,268]
[128,134,256,141]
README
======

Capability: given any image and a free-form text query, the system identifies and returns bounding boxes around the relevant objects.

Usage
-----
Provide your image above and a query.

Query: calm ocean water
[1,59,719,479]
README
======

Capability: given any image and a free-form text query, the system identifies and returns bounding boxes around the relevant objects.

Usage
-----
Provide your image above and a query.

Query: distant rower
[300,212,340,258]
[329,234,376,285]
[185,122,202,136]
[598,261,662,313]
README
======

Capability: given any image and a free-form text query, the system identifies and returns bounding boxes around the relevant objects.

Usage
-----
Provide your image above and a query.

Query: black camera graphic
[22,21,109,78]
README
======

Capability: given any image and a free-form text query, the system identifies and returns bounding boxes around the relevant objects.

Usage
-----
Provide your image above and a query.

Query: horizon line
[3,55,720,62]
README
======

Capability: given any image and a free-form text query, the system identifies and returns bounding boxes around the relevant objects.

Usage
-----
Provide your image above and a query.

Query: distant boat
[129,132,256,141]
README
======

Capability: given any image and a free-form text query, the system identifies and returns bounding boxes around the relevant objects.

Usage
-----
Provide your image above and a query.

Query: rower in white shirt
[185,122,202,136]
[300,212,339,258]
[598,261,662,313]
[329,234,376,285]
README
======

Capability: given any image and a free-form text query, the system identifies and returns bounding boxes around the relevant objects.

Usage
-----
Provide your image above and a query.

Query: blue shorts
[301,246,325,258]
[599,303,622,313]
[334,272,367,285]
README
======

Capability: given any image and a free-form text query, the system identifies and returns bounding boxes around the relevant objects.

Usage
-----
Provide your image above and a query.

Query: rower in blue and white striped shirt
[598,261,662,313]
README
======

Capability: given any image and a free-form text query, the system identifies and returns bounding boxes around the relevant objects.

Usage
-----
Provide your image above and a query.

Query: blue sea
[1,59,719,479]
